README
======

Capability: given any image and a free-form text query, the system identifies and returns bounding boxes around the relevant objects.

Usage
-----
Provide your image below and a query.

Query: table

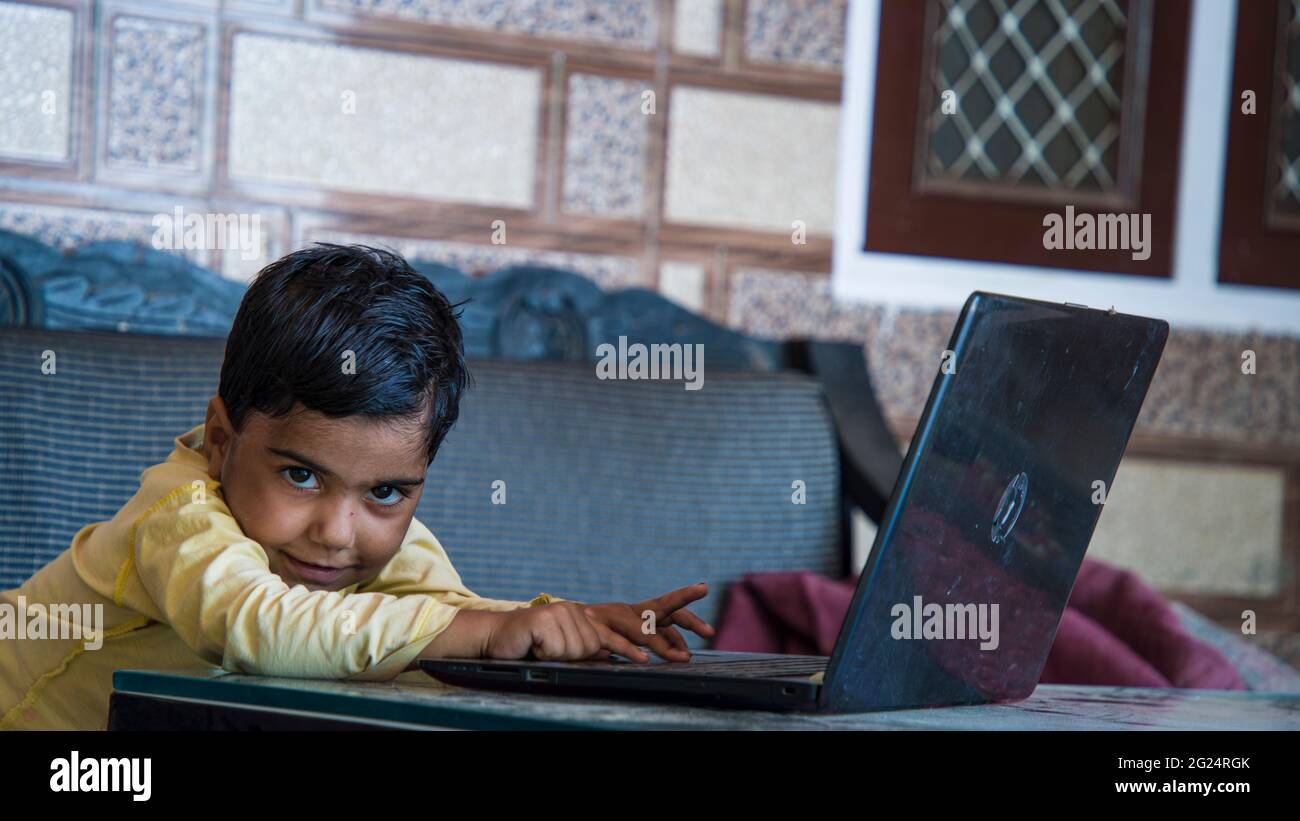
[107,667,1300,730]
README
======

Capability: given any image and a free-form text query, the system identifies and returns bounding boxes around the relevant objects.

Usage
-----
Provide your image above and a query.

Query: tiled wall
[0,0,1296,620]
[0,0,845,300]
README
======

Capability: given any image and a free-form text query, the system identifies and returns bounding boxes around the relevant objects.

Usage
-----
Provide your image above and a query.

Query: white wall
[832,0,1300,334]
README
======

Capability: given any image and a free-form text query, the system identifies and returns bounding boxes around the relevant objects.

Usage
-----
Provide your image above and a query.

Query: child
[0,244,712,730]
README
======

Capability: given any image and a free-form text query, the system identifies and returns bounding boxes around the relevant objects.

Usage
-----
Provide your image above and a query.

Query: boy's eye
[366,485,404,507]
[281,467,318,490]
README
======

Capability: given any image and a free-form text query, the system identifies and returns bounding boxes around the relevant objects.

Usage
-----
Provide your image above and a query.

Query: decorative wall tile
[858,306,959,422]
[1090,459,1285,597]
[562,73,648,219]
[744,0,848,72]
[726,268,870,340]
[664,87,838,233]
[0,2,74,162]
[673,0,722,57]
[107,15,207,171]
[312,0,654,49]
[228,34,541,208]
[859,309,1300,447]
[729,274,1300,447]
[658,260,705,313]
[302,228,647,291]
[0,201,211,267]
[1138,329,1300,446]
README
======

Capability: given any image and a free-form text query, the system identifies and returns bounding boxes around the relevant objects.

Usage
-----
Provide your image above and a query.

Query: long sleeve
[127,482,463,680]
[356,516,571,611]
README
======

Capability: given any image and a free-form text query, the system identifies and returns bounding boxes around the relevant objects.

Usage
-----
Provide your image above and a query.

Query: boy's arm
[425,590,566,611]
[356,517,572,611]
[128,485,473,680]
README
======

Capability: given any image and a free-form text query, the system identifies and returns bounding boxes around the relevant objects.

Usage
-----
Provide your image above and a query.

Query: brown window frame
[1219,0,1300,289]
[863,0,1192,277]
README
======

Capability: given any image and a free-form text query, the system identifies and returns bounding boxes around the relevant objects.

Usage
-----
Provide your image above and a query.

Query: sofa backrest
[0,328,843,637]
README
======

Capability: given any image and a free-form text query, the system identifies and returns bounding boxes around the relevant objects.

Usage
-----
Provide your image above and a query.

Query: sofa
[0,234,907,647]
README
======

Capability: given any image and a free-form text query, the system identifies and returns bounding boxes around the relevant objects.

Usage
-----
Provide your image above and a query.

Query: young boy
[0,244,712,730]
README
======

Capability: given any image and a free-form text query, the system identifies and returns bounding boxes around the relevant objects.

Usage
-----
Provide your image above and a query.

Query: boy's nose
[309,500,357,552]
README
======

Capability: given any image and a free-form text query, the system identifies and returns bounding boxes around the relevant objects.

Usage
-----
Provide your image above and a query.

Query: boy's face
[202,396,429,592]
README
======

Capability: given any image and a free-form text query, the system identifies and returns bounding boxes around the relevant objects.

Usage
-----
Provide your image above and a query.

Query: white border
[832,0,1300,334]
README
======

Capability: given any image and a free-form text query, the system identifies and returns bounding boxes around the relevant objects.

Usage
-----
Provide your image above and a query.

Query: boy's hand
[584,583,715,663]
[483,583,714,663]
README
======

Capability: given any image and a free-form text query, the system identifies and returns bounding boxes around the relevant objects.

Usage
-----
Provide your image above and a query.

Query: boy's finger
[585,604,647,643]
[645,583,709,618]
[641,626,691,662]
[559,604,603,659]
[584,604,689,661]
[531,616,570,660]
[593,621,649,662]
[658,624,689,654]
[575,606,607,658]
[662,607,715,638]
[534,607,584,660]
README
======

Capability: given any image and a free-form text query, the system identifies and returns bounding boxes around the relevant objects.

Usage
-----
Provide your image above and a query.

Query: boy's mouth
[281,552,351,584]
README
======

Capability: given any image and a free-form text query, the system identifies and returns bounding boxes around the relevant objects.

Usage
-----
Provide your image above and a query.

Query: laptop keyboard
[604,654,828,678]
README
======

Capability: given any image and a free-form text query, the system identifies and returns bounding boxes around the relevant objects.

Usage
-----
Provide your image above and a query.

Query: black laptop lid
[822,293,1168,712]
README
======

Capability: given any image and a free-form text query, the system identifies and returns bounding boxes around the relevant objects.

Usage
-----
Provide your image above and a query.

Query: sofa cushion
[0,328,843,641]
[419,359,843,638]
[0,329,224,588]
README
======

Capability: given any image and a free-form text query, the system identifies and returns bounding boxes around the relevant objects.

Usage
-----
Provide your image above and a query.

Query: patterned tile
[312,0,655,49]
[860,310,1300,447]
[228,34,541,208]
[562,73,649,219]
[0,201,209,267]
[744,0,848,72]
[726,267,871,340]
[664,86,838,233]
[302,228,647,291]
[673,0,722,57]
[1138,328,1300,446]
[107,16,207,171]
[0,2,74,162]
[859,306,959,422]
[731,267,1300,445]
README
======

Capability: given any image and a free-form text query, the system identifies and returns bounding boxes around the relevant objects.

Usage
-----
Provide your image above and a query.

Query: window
[864,0,1191,276]
[1219,0,1300,289]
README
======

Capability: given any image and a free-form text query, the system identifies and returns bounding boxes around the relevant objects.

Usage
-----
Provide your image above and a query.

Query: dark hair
[218,243,471,464]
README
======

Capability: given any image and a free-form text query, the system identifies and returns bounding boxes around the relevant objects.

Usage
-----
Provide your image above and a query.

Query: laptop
[421,292,1169,712]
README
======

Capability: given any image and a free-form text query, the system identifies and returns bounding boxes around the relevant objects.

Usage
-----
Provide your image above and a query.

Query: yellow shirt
[0,423,557,730]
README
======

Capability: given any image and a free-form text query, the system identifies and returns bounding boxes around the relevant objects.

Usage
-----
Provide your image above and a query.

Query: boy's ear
[203,395,235,480]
